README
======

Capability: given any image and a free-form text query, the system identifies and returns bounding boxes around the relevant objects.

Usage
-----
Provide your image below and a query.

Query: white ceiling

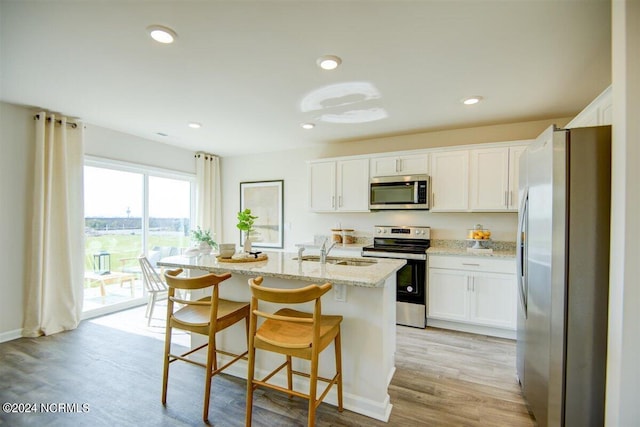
[0,1,611,157]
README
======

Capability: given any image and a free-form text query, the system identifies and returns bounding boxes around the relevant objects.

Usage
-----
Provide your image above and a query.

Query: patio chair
[138,255,169,326]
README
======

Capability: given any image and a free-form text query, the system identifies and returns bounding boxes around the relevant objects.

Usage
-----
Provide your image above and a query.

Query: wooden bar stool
[162,268,249,422]
[245,276,343,427]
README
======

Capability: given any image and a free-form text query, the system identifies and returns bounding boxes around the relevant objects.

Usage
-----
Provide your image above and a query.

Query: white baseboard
[0,328,23,343]
[427,318,516,340]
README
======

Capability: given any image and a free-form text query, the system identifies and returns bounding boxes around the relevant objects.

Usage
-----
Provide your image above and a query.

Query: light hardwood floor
[0,306,536,426]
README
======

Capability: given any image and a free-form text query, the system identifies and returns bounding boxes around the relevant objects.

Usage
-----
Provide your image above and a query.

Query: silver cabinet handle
[338,195,343,207]
[462,263,480,266]
[331,196,335,208]
[505,191,509,207]
[395,159,400,172]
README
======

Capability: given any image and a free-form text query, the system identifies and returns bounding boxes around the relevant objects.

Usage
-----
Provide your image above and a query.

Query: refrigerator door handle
[516,189,528,317]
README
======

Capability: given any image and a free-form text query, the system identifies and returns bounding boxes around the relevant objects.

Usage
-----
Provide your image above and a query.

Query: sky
[84,166,190,218]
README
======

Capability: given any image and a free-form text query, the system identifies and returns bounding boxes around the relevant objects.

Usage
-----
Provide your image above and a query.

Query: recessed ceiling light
[317,55,342,70]
[462,96,483,105]
[147,25,177,44]
[188,122,201,129]
[301,122,315,130]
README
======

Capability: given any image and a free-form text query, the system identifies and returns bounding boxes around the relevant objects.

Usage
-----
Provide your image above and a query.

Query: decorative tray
[217,253,268,263]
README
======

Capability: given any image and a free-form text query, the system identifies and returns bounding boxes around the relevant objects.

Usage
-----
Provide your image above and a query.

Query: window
[83,158,195,317]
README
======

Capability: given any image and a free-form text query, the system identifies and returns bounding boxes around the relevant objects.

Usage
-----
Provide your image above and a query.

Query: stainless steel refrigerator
[516,125,611,427]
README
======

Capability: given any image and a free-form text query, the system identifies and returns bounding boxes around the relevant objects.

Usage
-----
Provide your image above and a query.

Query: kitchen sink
[294,255,377,267]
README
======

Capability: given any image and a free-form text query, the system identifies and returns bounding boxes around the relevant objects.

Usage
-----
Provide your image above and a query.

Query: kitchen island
[157,251,405,422]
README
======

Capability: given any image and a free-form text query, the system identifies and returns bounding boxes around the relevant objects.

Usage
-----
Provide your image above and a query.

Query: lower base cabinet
[427,255,516,337]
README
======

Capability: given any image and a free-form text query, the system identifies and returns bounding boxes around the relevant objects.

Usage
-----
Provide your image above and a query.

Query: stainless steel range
[361,225,430,328]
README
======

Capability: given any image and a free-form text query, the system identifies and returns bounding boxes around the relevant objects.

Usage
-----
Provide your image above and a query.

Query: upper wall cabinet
[430,150,469,211]
[469,145,527,211]
[307,140,530,213]
[507,145,527,210]
[565,85,612,128]
[308,158,369,212]
[370,154,429,177]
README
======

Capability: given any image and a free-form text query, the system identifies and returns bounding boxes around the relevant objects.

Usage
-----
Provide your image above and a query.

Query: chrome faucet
[297,246,305,261]
[320,239,337,264]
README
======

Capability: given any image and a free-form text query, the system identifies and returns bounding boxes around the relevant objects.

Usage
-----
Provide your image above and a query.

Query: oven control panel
[374,225,431,239]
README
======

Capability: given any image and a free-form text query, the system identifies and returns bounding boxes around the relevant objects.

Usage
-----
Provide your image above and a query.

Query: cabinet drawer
[428,255,515,274]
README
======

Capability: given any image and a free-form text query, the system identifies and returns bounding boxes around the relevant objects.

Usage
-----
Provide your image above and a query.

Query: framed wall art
[239,180,284,249]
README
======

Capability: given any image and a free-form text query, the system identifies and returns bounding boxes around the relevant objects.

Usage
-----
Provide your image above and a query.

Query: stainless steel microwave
[369,175,430,210]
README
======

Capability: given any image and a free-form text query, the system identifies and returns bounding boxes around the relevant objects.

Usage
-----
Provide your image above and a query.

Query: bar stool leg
[335,331,344,411]
[308,351,319,427]
[161,316,172,404]
[286,356,293,397]
[245,313,257,427]
[203,330,217,421]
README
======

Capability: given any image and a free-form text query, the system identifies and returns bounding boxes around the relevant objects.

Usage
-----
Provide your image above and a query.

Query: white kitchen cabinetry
[430,150,469,211]
[308,158,369,212]
[427,255,517,338]
[507,145,527,210]
[565,85,612,128]
[370,154,429,177]
[469,144,527,211]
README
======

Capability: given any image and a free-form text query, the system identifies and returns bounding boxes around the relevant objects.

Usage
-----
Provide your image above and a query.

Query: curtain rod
[33,114,78,129]
[195,152,218,160]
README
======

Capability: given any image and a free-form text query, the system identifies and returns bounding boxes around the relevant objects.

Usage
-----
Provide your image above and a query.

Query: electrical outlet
[333,283,346,302]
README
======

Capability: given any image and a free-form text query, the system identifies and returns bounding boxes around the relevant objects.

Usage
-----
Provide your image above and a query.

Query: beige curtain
[23,113,85,337]
[195,152,221,239]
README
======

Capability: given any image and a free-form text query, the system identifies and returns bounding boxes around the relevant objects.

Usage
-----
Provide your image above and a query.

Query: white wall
[84,125,194,174]
[219,117,570,249]
[0,102,34,341]
[606,1,640,425]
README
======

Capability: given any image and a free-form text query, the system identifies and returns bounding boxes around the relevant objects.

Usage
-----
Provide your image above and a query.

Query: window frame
[82,156,196,318]
[84,156,196,255]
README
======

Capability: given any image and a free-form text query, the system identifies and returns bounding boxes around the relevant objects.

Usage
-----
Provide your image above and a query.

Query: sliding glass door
[83,160,194,318]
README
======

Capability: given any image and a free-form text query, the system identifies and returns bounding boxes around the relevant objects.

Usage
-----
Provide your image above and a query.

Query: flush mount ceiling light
[188,122,201,129]
[147,25,177,44]
[317,55,342,70]
[301,122,315,130]
[462,96,483,105]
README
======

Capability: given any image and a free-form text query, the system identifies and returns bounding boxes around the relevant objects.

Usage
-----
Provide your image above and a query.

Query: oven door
[397,258,425,304]
[361,249,427,328]
[396,258,427,328]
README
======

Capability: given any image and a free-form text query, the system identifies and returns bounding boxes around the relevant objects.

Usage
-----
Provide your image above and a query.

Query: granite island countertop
[427,239,516,259]
[157,251,405,288]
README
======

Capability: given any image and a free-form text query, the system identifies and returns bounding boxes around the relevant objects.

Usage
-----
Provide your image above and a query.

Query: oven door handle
[361,250,426,260]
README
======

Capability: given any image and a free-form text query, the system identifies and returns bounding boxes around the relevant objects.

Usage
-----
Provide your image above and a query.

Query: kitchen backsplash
[310,235,516,252]
[431,239,517,252]
[313,233,373,246]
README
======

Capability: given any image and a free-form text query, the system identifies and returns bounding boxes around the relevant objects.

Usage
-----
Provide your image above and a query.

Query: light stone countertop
[294,242,365,252]
[157,251,405,288]
[427,239,516,259]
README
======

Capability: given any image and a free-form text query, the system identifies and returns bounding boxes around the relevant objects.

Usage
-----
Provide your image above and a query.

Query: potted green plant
[191,226,217,253]
[236,209,258,252]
